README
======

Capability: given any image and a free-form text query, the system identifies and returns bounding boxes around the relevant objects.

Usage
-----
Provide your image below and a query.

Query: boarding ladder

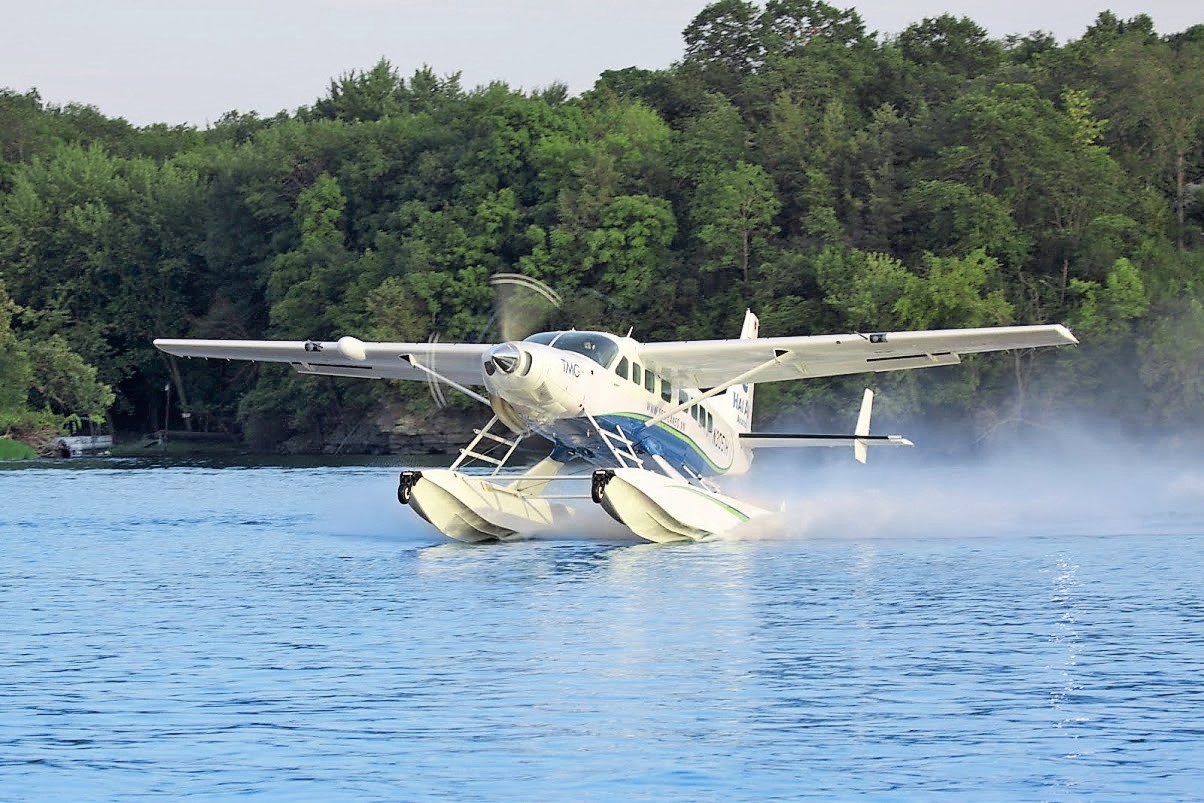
[450,415,526,475]
[586,412,644,470]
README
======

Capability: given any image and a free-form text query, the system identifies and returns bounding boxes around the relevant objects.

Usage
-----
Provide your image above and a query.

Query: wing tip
[1054,324,1079,345]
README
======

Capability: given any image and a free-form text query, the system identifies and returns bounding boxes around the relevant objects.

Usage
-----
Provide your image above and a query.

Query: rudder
[719,310,758,434]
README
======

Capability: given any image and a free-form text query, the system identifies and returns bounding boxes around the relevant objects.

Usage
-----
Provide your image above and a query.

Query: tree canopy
[2,5,1202,453]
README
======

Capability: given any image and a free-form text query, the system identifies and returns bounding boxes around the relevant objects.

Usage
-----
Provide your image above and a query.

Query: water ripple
[2,464,1203,799]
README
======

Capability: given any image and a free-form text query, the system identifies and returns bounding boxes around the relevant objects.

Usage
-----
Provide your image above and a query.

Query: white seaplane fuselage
[397,330,764,544]
[480,331,751,479]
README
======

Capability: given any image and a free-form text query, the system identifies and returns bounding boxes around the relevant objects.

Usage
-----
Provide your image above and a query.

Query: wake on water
[726,436,1204,542]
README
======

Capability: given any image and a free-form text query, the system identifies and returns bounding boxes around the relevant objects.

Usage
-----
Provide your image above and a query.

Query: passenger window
[616,357,629,380]
[632,363,642,385]
[661,378,673,403]
[679,390,688,405]
[706,412,713,432]
[644,371,656,394]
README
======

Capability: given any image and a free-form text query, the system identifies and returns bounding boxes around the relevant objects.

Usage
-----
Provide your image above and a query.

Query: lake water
[2,453,1203,800]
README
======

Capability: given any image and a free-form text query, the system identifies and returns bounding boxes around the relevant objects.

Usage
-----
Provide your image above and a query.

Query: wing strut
[643,352,789,429]
[401,354,490,406]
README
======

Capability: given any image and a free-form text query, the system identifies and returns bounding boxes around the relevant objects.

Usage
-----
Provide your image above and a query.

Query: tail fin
[719,310,758,434]
[854,388,873,464]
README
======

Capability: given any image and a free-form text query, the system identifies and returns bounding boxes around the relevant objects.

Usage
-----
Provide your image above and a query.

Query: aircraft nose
[484,343,524,376]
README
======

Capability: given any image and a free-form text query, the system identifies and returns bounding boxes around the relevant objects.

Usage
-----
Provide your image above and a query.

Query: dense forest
[2,2,1202,455]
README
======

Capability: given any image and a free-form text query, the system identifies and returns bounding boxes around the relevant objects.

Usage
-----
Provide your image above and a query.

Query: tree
[1094,36,1204,250]
[901,180,1030,268]
[696,161,781,287]
[0,282,31,417]
[898,14,1002,76]
[0,280,114,448]
[894,250,1014,330]
[814,246,911,331]
[759,0,868,51]
[681,0,764,96]
[0,88,53,167]
[3,16,1203,447]
[1138,298,1204,426]
[24,335,116,422]
[1068,257,1149,339]
[311,59,407,122]
[584,194,677,320]
[266,173,354,337]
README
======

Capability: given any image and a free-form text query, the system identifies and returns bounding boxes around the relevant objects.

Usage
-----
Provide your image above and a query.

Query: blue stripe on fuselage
[536,413,728,476]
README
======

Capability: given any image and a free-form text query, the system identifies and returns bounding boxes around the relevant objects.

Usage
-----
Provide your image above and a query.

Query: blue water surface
[2,457,1203,800]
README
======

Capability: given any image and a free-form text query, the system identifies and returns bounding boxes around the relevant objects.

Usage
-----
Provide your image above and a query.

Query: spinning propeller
[423,273,564,410]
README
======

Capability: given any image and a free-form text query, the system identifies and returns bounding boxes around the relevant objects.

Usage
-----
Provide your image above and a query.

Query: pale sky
[4,0,1201,127]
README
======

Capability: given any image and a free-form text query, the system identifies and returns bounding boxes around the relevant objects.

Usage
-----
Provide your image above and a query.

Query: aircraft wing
[637,324,1077,388]
[154,337,492,385]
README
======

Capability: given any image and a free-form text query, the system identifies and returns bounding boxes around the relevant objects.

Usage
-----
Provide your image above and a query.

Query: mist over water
[732,429,1204,541]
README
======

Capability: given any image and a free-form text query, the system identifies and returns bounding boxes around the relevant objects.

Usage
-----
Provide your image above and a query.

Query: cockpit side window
[616,356,629,380]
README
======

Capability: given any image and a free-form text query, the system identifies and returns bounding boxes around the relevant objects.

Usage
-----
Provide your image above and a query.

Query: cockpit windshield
[523,331,621,368]
[523,332,560,346]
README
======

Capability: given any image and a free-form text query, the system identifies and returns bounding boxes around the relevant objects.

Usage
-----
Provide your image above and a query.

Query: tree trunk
[1176,149,1186,252]
[741,229,750,286]
[165,356,194,432]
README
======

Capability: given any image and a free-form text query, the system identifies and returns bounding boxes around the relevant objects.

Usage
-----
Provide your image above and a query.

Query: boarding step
[451,415,525,473]
[587,413,644,469]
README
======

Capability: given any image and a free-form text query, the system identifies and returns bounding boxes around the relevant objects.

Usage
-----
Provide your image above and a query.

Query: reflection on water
[2,461,1203,799]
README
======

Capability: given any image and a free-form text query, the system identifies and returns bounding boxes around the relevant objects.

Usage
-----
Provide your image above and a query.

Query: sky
[4,0,1201,127]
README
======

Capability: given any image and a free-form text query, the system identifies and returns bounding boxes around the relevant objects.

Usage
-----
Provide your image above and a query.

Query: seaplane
[155,281,1077,543]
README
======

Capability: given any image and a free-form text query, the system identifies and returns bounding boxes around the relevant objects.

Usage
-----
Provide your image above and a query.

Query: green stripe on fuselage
[602,412,731,475]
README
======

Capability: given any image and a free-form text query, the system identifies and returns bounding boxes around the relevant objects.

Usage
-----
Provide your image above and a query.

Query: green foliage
[901,180,1030,267]
[815,247,911,331]
[895,251,1014,329]
[1069,257,1149,338]
[898,15,1002,76]
[0,282,32,416]
[2,6,1202,446]
[1138,299,1204,426]
[23,336,116,420]
[0,280,114,448]
[817,247,1012,331]
[695,161,781,285]
[0,437,38,460]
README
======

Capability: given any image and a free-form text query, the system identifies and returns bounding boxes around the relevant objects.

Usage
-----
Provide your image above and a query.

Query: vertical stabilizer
[739,309,760,341]
[854,389,873,464]
[720,310,759,434]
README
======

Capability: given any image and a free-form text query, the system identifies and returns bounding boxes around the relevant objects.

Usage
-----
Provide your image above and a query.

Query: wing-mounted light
[336,336,367,361]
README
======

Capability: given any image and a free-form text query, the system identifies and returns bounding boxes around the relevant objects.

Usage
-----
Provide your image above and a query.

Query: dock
[53,435,114,457]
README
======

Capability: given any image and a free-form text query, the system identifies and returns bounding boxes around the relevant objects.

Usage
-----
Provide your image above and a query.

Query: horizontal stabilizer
[741,388,911,463]
[739,434,914,449]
